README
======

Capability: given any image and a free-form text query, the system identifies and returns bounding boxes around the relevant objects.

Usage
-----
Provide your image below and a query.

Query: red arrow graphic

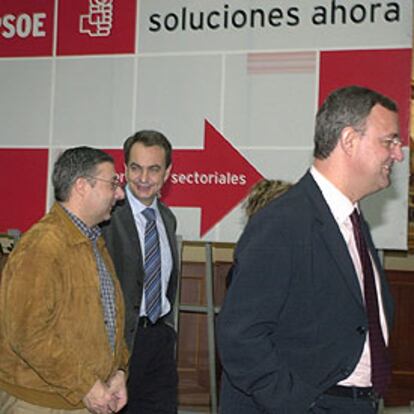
[162,119,263,237]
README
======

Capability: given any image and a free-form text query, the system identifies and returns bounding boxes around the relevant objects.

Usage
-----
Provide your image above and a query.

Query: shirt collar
[61,205,102,241]
[310,166,357,225]
[126,185,159,218]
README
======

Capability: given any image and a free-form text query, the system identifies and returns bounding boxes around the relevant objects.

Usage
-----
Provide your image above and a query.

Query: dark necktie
[350,209,391,396]
[142,208,162,323]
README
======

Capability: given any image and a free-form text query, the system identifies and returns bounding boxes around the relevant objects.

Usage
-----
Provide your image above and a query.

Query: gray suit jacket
[217,171,394,413]
[102,197,179,350]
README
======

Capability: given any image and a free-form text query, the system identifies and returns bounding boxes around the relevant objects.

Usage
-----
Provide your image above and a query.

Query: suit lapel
[157,200,178,270]
[157,200,179,306]
[120,198,145,278]
[301,173,364,307]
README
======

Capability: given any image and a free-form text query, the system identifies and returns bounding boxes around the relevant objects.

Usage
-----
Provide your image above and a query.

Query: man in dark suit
[217,86,404,413]
[102,130,179,414]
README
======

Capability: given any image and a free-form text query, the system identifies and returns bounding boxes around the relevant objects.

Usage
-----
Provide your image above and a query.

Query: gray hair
[314,85,397,159]
[52,146,114,202]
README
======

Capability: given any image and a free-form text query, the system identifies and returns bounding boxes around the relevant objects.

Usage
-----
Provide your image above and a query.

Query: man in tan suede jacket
[0,147,129,414]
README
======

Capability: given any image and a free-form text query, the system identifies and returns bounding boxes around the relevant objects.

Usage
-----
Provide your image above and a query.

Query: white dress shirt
[310,166,389,387]
[126,185,173,318]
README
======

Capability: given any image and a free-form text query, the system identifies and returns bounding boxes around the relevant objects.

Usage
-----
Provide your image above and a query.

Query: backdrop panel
[0,0,412,248]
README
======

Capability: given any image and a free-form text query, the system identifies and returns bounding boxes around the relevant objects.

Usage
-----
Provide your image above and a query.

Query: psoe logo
[79,0,113,37]
[0,12,47,39]
[57,0,136,55]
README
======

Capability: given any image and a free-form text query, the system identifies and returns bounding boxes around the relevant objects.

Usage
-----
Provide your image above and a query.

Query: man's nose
[115,185,125,200]
[139,169,149,182]
[391,143,404,162]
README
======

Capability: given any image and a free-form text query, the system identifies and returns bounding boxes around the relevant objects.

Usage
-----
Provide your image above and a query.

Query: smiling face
[352,104,403,199]
[125,143,172,206]
[83,161,125,226]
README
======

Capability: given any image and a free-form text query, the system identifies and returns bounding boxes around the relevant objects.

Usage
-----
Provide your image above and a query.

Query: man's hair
[123,130,172,167]
[52,146,114,202]
[243,179,292,218]
[314,85,398,159]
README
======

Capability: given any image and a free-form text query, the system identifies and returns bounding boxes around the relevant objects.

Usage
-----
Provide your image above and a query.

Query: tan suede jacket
[0,203,129,409]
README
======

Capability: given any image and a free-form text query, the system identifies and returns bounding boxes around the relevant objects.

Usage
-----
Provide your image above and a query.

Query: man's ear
[73,176,89,197]
[165,163,172,181]
[123,163,129,182]
[339,126,359,156]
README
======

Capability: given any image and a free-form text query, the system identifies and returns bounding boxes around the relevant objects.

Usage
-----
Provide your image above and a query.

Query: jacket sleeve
[1,236,100,406]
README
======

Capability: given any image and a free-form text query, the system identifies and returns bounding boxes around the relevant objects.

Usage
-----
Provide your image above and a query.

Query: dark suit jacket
[216,171,394,414]
[102,197,179,351]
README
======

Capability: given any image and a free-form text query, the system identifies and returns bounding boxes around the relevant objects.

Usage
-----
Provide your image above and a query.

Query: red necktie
[350,209,391,396]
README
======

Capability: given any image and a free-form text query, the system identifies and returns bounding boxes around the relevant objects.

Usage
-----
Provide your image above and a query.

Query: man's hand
[107,370,127,412]
[83,379,116,414]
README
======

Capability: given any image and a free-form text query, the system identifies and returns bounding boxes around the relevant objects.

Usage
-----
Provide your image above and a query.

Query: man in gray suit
[102,131,179,414]
[217,86,404,413]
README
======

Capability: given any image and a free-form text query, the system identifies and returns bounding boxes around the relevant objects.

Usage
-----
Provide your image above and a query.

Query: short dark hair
[314,85,398,159]
[123,130,172,167]
[52,146,114,202]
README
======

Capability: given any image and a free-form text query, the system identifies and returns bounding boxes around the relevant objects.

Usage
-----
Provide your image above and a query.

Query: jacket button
[356,326,366,335]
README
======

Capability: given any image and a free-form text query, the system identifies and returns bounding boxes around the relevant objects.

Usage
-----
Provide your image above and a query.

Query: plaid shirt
[63,206,116,351]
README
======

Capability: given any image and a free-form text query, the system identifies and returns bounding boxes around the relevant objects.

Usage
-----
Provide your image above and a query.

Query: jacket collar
[51,203,104,247]
[299,172,365,307]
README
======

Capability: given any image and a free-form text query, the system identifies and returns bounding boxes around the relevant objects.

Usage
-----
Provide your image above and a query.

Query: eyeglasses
[354,127,402,150]
[85,175,122,191]
[380,136,402,149]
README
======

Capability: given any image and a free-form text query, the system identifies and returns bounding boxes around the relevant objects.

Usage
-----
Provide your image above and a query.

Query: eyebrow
[129,162,162,169]
[382,133,400,139]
